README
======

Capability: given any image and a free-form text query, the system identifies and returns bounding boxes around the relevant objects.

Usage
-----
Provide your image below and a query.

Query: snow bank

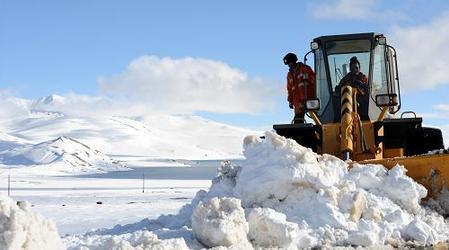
[428,192,449,218]
[0,196,64,250]
[247,207,316,248]
[192,197,249,247]
[205,132,449,247]
[65,131,449,249]
[64,230,189,250]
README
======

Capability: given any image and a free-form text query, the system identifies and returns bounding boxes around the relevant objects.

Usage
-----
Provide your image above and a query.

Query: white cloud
[30,93,151,118]
[311,0,406,21]
[97,56,279,114]
[0,91,30,119]
[390,12,449,91]
[434,104,449,112]
[419,105,449,120]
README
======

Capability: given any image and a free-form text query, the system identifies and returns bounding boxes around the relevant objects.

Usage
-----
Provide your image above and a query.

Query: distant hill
[0,136,128,174]
[0,95,258,160]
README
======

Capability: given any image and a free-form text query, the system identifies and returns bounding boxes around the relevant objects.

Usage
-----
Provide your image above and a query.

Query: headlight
[306,99,320,111]
[310,42,319,50]
[375,94,398,107]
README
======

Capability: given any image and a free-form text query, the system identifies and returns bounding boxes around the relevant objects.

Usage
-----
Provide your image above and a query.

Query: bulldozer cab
[307,33,401,123]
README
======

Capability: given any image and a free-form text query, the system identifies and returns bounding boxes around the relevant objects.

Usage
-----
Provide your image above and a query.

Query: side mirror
[375,94,398,107]
[306,99,320,111]
[378,36,387,45]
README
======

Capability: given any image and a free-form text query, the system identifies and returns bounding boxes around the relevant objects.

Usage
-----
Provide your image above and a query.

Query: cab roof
[313,32,384,44]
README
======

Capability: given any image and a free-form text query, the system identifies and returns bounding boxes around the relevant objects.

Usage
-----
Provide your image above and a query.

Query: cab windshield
[326,39,371,92]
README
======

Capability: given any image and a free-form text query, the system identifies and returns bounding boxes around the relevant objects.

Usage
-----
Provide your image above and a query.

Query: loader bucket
[359,152,449,198]
[273,124,321,152]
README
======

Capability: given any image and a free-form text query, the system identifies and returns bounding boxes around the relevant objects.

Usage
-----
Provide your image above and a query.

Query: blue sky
[1,0,449,130]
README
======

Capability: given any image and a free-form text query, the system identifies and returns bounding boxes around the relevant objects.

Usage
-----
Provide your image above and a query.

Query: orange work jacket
[287,63,316,107]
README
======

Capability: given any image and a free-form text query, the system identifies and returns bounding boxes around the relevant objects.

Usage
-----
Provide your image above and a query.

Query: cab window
[325,39,371,93]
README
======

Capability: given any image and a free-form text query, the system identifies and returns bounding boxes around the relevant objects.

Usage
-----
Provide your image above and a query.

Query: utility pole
[8,175,10,196]
[142,173,145,193]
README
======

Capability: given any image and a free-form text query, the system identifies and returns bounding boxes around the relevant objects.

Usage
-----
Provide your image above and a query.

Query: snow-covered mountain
[33,94,66,106]
[0,95,258,160]
[0,132,32,151]
[0,136,127,173]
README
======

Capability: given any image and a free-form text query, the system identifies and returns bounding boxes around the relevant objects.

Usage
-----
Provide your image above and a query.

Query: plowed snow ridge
[59,131,449,249]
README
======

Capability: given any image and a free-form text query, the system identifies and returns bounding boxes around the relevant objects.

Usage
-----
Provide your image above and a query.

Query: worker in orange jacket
[283,53,316,124]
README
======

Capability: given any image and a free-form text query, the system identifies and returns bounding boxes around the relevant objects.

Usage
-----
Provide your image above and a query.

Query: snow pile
[66,131,449,249]
[0,136,128,174]
[64,231,189,250]
[191,197,249,247]
[426,189,449,216]
[201,131,449,248]
[247,207,316,248]
[0,196,64,250]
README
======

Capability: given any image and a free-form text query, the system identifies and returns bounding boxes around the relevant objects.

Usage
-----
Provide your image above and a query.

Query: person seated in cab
[334,56,370,121]
[338,56,368,92]
[283,53,316,124]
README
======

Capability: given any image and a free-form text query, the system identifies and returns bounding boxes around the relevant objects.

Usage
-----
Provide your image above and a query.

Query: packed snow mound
[64,230,189,250]
[0,196,64,250]
[247,207,316,248]
[427,189,449,216]
[204,132,449,247]
[192,197,249,247]
[65,131,449,249]
[0,136,128,174]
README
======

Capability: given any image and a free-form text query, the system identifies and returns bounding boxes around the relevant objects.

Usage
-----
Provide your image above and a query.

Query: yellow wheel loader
[274,33,448,198]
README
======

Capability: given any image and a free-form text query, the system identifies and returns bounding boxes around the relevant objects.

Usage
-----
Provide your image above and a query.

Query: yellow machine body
[313,86,449,198]
[320,122,383,161]
[318,117,449,198]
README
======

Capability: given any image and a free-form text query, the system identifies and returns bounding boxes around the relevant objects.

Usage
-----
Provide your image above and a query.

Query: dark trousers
[293,113,305,124]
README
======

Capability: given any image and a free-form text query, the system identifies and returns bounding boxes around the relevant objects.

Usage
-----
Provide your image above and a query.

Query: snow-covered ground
[0,156,223,249]
[1,161,217,235]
